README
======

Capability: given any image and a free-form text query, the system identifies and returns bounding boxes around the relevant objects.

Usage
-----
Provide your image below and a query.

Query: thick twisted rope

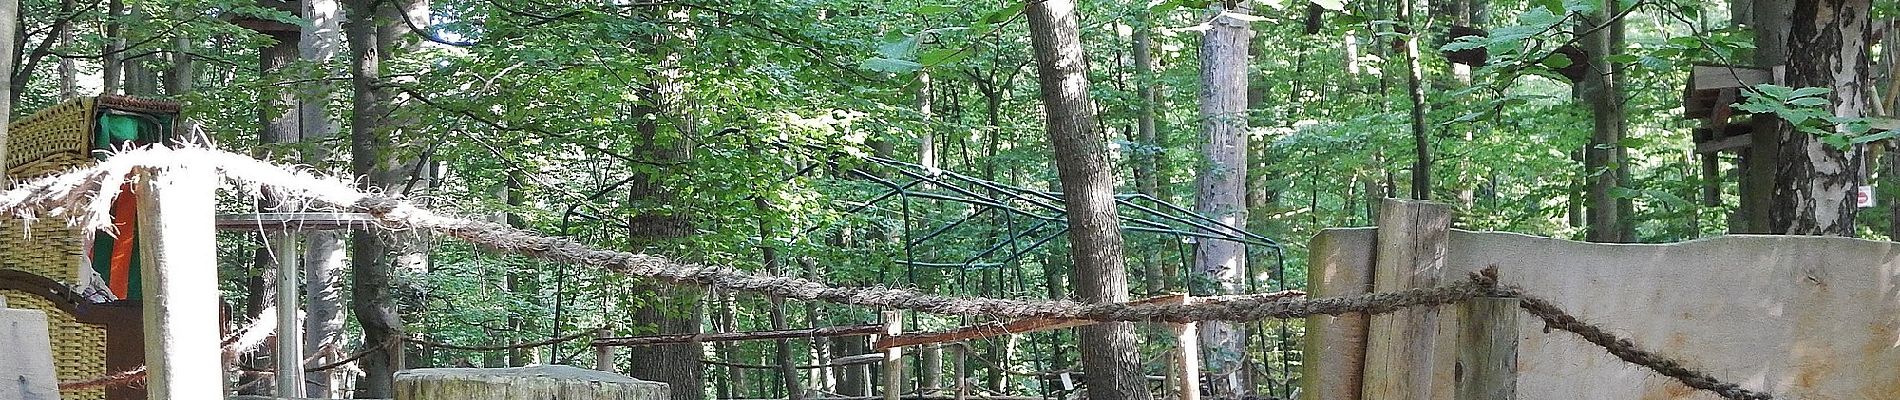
[6,146,1780,400]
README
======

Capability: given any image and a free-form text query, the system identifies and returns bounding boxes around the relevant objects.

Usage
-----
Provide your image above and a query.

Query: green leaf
[1785,97,1830,107]
[917,48,974,66]
[878,36,919,59]
[861,58,923,73]
[916,4,960,16]
[1851,130,1900,144]
[1541,53,1573,69]
[1789,86,1833,98]
[1310,0,1347,11]
[983,2,1027,24]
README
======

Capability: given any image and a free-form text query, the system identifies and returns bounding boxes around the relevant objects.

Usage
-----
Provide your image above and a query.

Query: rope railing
[10,146,1779,400]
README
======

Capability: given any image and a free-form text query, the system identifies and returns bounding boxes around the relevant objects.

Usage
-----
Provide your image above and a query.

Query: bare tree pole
[1400,0,1432,199]
[1193,1,1251,398]
[1024,1,1153,399]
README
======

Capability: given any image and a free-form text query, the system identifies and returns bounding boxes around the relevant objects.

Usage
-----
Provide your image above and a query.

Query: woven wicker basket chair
[0,95,180,400]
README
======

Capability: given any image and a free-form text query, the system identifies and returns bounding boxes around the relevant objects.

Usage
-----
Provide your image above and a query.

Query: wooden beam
[1696,133,1754,154]
[1173,296,1202,400]
[1361,199,1455,400]
[137,166,222,400]
[215,212,377,231]
[1690,65,1773,91]
[592,325,881,347]
[872,294,1188,350]
[1453,296,1520,400]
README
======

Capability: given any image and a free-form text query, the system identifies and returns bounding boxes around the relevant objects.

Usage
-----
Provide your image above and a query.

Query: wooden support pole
[595,328,614,371]
[880,310,902,400]
[273,232,304,398]
[1453,297,1519,400]
[0,0,12,182]
[1361,199,1454,400]
[1173,297,1201,400]
[951,343,967,400]
[137,166,222,400]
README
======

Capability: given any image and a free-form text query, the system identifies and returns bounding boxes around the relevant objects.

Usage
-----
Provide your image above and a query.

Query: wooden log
[1301,228,1377,400]
[0,308,59,400]
[1453,297,1519,400]
[593,325,882,347]
[394,366,668,400]
[880,310,902,400]
[1174,296,1202,400]
[137,166,222,400]
[273,231,305,398]
[1360,199,1455,400]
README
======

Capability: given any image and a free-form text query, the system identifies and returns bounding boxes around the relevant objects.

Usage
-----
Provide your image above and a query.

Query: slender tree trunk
[920,70,938,170]
[1739,0,1794,233]
[1025,2,1152,399]
[1769,0,1872,235]
[1193,2,1251,398]
[1401,0,1432,199]
[344,0,403,395]
[103,0,123,94]
[56,27,75,99]
[298,0,347,394]
[1579,0,1630,242]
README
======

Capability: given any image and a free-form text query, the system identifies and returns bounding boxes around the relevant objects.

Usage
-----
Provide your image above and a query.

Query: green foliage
[1735,84,1880,149]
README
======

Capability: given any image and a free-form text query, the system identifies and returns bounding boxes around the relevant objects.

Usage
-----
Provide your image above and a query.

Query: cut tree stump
[394,366,668,400]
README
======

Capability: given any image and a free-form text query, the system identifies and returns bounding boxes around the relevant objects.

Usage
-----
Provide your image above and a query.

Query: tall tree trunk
[1579,0,1630,242]
[920,70,938,170]
[103,0,123,94]
[623,7,705,399]
[1193,2,1251,398]
[1769,0,1872,235]
[343,0,402,395]
[1739,0,1794,233]
[1400,0,1432,200]
[1024,2,1152,400]
[56,27,74,99]
[1130,6,1166,296]
[298,0,348,395]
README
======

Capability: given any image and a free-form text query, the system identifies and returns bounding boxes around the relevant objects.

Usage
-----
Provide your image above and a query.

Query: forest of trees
[7,0,1896,399]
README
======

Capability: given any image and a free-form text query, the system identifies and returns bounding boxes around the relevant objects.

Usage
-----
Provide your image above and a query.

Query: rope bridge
[9,145,1776,400]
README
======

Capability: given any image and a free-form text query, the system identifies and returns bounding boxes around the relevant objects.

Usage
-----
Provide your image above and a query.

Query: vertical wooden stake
[0,0,12,182]
[880,310,902,400]
[1361,198,1454,400]
[1174,297,1202,400]
[595,328,614,371]
[1454,297,1519,400]
[952,342,968,400]
[273,232,304,398]
[137,166,221,400]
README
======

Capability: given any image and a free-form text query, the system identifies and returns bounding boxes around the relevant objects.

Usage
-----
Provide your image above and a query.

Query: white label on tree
[1060,372,1074,390]
[1859,186,1876,208]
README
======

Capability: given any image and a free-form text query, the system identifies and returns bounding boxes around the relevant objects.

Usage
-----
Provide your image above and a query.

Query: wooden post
[595,328,614,371]
[1361,199,1454,400]
[0,0,14,182]
[395,366,667,400]
[1453,297,1519,400]
[1173,297,1201,400]
[880,310,902,400]
[137,166,222,400]
[273,232,304,398]
[952,343,968,400]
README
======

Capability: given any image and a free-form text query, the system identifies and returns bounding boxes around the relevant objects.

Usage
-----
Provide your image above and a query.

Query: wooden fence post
[1454,297,1519,400]
[137,165,222,400]
[273,232,304,397]
[880,310,902,400]
[595,328,614,371]
[1173,297,1201,400]
[1360,198,1454,400]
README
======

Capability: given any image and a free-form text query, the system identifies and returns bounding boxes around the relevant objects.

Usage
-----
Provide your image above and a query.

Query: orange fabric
[108,183,137,299]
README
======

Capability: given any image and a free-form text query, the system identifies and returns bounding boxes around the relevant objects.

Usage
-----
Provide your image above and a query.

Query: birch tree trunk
[1769,0,1872,235]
